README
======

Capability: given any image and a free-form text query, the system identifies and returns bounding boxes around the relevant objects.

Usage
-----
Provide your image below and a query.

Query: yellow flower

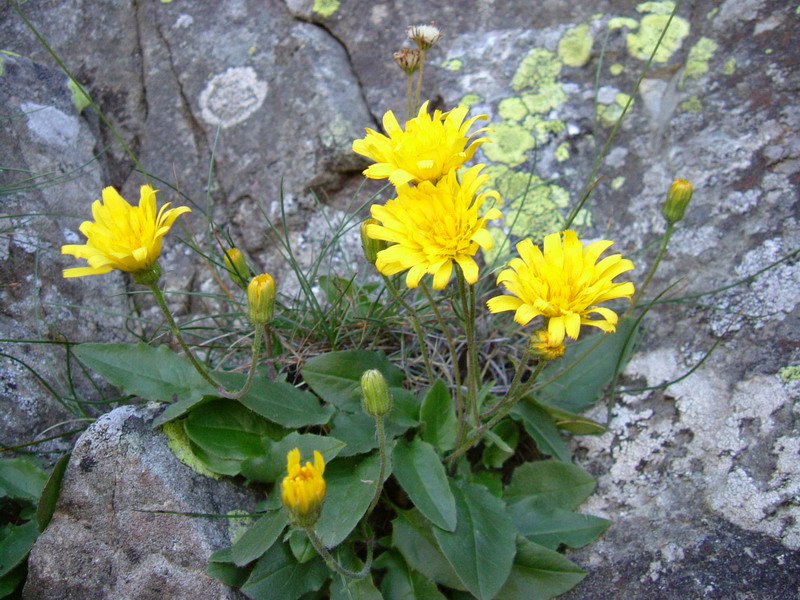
[487,230,635,345]
[281,448,326,526]
[367,164,502,289]
[61,185,190,278]
[529,328,566,361]
[247,273,276,325]
[352,100,490,186]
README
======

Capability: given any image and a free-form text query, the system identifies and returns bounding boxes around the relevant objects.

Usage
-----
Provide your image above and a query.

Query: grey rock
[23,404,257,600]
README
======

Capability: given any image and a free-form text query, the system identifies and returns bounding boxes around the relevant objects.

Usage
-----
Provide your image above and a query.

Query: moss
[610,63,624,76]
[512,48,562,92]
[608,17,639,30]
[312,0,340,17]
[555,142,570,162]
[558,24,594,68]
[483,121,537,167]
[683,37,718,81]
[779,365,800,382]
[162,421,221,479]
[459,93,482,108]
[612,176,626,190]
[679,95,702,113]
[442,59,463,71]
[636,1,676,15]
[68,79,91,113]
[498,96,528,122]
[627,14,690,62]
[723,58,736,75]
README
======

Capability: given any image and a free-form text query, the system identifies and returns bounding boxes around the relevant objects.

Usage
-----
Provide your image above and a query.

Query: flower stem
[413,50,426,114]
[263,323,276,379]
[630,222,674,310]
[365,415,388,518]
[303,527,372,580]
[406,72,414,120]
[381,275,435,384]
[456,272,480,428]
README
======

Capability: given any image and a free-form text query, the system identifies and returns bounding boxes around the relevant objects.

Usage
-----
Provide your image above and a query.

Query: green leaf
[419,380,457,452]
[393,439,456,532]
[152,395,214,428]
[375,551,447,600]
[316,452,390,548]
[184,399,280,461]
[74,342,212,405]
[509,506,611,550]
[432,481,516,600]
[530,400,607,435]
[241,542,329,600]
[537,318,640,412]
[207,558,253,589]
[511,402,572,462]
[240,433,346,483]
[0,521,38,578]
[220,374,334,428]
[329,411,409,457]
[496,537,586,600]
[0,562,26,597]
[231,510,288,566]
[468,470,503,497]
[391,509,465,591]
[36,454,69,531]
[504,460,595,511]
[189,441,242,476]
[0,458,47,502]
[330,574,384,600]
[288,529,317,564]
[482,420,519,469]
[301,350,404,409]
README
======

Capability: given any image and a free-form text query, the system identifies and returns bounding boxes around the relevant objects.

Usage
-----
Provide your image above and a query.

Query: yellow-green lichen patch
[610,63,624,76]
[555,142,570,162]
[627,14,690,62]
[723,58,736,75]
[442,59,463,71]
[484,121,537,167]
[68,79,91,113]
[683,37,718,82]
[0,57,3,77]
[248,46,257,55]
[498,96,528,122]
[512,48,563,92]
[459,93,482,108]
[779,365,800,382]
[524,115,566,143]
[680,95,702,113]
[227,510,257,545]
[608,17,639,30]
[611,176,626,190]
[597,92,632,127]
[162,421,221,479]
[765,48,773,55]
[558,24,594,68]
[520,84,567,115]
[636,1,675,15]
[706,7,719,19]
[313,0,340,17]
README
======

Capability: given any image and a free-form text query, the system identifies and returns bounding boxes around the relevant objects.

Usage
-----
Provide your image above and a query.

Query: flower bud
[224,248,252,290]
[407,24,442,51]
[394,47,422,74]
[360,369,392,418]
[661,179,694,224]
[529,328,565,361]
[282,448,326,527]
[360,219,388,266]
[247,273,276,325]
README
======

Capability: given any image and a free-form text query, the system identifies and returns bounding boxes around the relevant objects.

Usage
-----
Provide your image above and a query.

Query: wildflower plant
[26,13,719,600]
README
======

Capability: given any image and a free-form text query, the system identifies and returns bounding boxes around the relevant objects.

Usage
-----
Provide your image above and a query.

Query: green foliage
[240,542,329,600]
[393,439,457,531]
[496,538,586,600]
[419,380,458,452]
[512,402,572,462]
[230,510,288,566]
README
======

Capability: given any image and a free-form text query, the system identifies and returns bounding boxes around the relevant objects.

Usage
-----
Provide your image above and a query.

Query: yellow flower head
[61,185,190,278]
[352,100,490,187]
[487,230,635,345]
[367,164,502,289]
[281,448,326,526]
[529,328,566,361]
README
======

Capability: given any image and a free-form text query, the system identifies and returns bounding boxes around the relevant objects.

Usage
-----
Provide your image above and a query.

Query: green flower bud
[661,179,694,224]
[224,248,252,290]
[248,273,276,325]
[360,369,392,418]
[360,219,388,266]
[132,261,161,287]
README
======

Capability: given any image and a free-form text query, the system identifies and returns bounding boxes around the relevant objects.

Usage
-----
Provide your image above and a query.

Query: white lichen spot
[174,14,193,28]
[199,67,268,129]
[21,102,80,148]
[442,58,463,71]
[611,176,626,190]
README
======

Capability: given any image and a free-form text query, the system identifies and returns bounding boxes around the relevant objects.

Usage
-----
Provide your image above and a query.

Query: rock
[23,404,258,600]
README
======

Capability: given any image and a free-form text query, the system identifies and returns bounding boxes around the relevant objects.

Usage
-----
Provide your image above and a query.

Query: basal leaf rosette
[61,185,191,278]
[352,100,490,186]
[487,230,635,344]
[366,164,502,289]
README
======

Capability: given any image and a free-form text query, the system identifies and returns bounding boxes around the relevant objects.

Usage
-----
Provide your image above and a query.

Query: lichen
[68,79,91,113]
[555,142,570,162]
[512,48,562,92]
[682,37,718,82]
[627,14,690,62]
[483,121,537,167]
[597,92,632,127]
[228,510,257,545]
[706,7,720,19]
[636,1,676,15]
[612,176,626,190]
[608,17,639,30]
[442,58,463,71]
[459,93,481,108]
[723,58,736,75]
[162,421,220,479]
[520,85,567,115]
[525,116,566,143]
[498,96,528,122]
[312,0,340,17]
[679,95,702,113]
[610,63,624,76]
[778,365,800,382]
[558,24,594,68]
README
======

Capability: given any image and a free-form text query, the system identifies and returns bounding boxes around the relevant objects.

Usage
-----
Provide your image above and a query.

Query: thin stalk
[413,50,426,114]
[406,72,414,120]
[481,343,532,421]
[457,273,480,427]
[630,222,674,309]
[303,527,372,580]
[365,416,388,518]
[263,323,276,379]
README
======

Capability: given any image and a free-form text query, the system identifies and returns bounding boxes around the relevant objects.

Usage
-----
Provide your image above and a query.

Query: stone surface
[23,404,257,600]
[1,0,799,598]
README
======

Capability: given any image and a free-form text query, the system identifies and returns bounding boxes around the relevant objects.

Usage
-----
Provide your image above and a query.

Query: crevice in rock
[131,0,150,122]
